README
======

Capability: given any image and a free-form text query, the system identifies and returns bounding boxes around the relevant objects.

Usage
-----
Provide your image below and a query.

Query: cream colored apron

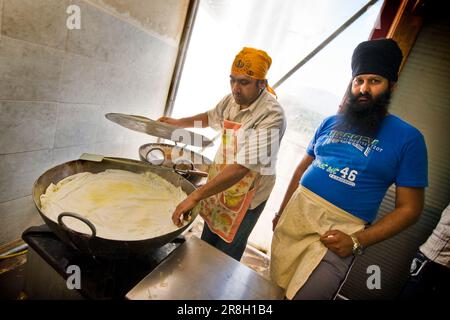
[270,185,365,299]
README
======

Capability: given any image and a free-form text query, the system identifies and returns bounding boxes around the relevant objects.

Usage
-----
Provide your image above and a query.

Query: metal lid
[105,113,213,148]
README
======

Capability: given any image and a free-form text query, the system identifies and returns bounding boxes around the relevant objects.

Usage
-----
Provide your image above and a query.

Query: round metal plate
[105,113,213,148]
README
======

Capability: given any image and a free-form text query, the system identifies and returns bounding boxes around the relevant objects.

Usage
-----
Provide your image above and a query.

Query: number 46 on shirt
[340,167,358,182]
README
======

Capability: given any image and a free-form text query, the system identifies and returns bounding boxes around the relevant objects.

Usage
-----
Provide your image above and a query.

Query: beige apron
[270,186,365,299]
[194,119,259,243]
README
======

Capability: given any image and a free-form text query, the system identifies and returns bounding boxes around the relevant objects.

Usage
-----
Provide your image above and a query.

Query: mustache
[337,88,391,137]
[352,92,373,101]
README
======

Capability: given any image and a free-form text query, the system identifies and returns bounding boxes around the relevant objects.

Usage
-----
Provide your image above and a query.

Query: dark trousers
[200,201,267,261]
[293,249,355,300]
[398,250,450,300]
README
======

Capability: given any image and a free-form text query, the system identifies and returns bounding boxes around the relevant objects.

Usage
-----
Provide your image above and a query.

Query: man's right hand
[157,116,182,126]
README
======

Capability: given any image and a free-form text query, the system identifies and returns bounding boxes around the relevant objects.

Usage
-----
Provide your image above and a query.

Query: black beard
[339,88,391,137]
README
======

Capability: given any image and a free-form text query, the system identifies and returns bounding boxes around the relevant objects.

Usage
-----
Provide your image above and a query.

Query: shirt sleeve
[207,95,230,131]
[395,132,428,187]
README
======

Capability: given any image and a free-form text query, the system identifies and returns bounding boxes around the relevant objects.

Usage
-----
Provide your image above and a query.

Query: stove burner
[22,225,185,299]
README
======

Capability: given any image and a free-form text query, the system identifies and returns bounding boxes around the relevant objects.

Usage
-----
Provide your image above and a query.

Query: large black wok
[32,157,197,258]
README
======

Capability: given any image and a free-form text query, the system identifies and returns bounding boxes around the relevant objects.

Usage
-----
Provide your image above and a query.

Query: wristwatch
[350,234,365,255]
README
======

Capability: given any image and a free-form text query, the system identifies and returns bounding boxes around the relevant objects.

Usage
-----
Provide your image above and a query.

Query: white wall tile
[0,37,63,101]
[59,53,108,104]
[0,149,52,203]
[66,0,115,62]
[53,103,101,148]
[0,101,58,154]
[88,0,189,44]
[2,0,69,49]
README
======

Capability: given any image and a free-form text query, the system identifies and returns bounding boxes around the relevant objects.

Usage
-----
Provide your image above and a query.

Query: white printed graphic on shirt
[312,130,384,187]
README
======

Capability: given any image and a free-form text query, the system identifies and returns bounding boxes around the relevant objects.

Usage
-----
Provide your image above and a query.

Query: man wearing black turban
[271,38,428,300]
[340,38,404,136]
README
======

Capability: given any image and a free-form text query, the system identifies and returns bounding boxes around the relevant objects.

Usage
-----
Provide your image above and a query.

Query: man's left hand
[320,230,354,257]
[171,195,199,227]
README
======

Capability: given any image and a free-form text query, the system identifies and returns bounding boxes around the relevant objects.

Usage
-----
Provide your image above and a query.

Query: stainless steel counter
[126,236,284,300]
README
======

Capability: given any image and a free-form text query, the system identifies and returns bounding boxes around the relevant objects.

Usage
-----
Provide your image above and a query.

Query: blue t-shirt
[301,114,428,223]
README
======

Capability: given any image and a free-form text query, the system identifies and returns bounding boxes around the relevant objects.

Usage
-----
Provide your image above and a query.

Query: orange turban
[231,47,276,96]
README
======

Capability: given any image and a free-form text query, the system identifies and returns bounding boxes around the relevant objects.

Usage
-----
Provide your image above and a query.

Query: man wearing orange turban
[158,47,286,261]
[231,47,277,97]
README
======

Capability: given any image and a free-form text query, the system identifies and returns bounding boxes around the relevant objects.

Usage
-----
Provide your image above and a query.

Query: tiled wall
[0,0,189,245]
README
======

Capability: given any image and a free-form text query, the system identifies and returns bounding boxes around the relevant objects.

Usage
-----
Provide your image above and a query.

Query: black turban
[351,38,403,82]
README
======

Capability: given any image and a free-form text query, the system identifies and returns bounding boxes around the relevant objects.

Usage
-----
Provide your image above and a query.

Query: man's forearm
[355,187,424,247]
[191,164,250,201]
